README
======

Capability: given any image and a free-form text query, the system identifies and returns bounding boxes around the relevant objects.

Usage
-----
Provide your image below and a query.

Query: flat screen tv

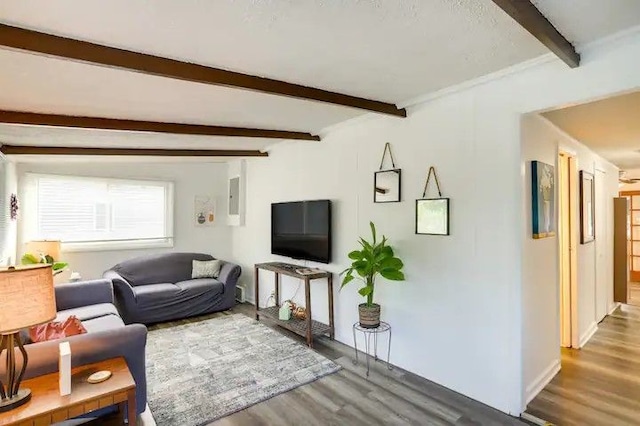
[271,200,332,264]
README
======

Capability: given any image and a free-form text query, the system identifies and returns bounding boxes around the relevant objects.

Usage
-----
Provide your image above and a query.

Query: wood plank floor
[93,303,525,426]
[526,304,640,426]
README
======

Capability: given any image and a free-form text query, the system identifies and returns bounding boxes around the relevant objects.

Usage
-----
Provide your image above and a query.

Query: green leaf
[380,257,403,270]
[341,274,355,289]
[369,222,377,244]
[358,285,373,297]
[359,237,373,252]
[52,262,68,271]
[21,253,40,265]
[380,269,405,281]
[348,250,363,260]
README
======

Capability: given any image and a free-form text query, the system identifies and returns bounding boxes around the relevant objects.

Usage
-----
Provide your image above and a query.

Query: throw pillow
[192,259,222,279]
[29,316,87,343]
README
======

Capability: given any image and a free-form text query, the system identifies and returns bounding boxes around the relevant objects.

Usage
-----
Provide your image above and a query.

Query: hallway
[526,304,640,425]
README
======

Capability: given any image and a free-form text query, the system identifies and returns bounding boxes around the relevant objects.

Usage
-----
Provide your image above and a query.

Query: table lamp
[25,240,61,263]
[0,265,56,412]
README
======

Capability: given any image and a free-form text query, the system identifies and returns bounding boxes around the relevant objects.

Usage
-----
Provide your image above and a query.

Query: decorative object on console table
[0,264,56,413]
[374,142,401,203]
[22,240,68,275]
[531,161,556,239]
[579,170,595,244]
[416,166,450,236]
[59,342,71,396]
[194,195,216,226]
[340,222,405,329]
[254,262,334,348]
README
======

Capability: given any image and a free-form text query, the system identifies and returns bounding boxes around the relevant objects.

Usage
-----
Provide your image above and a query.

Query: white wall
[16,161,231,280]
[0,161,18,265]
[520,114,618,405]
[232,28,640,415]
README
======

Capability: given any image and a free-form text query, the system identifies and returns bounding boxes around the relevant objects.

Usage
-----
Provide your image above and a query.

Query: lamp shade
[25,240,61,261]
[0,265,56,334]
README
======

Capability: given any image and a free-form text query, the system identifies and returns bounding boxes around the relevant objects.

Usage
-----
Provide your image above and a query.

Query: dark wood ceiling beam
[0,23,406,118]
[0,145,268,157]
[0,110,319,141]
[490,0,580,68]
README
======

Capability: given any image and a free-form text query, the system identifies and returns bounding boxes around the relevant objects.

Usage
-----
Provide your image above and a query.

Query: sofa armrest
[13,324,148,415]
[55,279,115,311]
[218,261,241,289]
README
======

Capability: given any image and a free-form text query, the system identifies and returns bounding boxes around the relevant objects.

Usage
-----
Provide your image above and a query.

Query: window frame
[24,173,175,252]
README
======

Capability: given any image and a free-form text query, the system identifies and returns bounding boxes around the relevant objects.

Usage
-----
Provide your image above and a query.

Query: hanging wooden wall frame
[374,142,401,203]
[416,167,450,235]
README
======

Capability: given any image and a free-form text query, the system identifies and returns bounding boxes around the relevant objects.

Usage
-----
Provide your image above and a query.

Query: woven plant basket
[358,303,381,328]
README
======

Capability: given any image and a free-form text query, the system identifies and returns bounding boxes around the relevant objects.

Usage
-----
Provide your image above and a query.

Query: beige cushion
[191,259,222,279]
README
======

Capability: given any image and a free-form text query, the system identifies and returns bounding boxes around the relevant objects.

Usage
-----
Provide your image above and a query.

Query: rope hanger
[378,142,397,170]
[422,166,443,198]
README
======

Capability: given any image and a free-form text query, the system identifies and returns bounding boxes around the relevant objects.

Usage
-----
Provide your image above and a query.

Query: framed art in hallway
[531,161,555,239]
[580,170,595,244]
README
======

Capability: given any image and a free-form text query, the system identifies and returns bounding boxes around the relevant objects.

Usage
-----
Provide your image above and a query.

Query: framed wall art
[531,161,555,239]
[579,170,595,244]
[416,167,450,236]
[374,142,401,203]
[195,195,216,227]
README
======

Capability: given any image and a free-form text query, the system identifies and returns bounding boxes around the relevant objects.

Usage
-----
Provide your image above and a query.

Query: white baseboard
[525,359,561,405]
[579,322,598,348]
[609,302,621,315]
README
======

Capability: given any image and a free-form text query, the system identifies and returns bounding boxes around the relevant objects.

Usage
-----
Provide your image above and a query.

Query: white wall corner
[525,359,561,406]
[579,322,598,348]
[608,302,621,315]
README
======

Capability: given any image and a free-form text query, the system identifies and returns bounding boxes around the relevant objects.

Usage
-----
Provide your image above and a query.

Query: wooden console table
[254,262,334,348]
[0,357,136,426]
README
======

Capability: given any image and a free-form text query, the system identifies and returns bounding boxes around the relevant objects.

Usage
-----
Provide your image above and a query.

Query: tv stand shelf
[254,262,334,348]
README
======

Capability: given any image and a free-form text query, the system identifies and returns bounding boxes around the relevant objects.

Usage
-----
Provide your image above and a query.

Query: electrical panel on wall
[227,159,246,226]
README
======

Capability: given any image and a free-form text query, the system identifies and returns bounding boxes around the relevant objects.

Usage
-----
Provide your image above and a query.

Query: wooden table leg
[328,273,334,339]
[127,389,137,426]
[254,266,260,320]
[305,277,312,348]
[275,272,280,307]
[118,401,127,424]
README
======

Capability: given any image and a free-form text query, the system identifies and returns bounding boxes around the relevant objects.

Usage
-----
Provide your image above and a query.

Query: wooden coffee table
[0,357,136,426]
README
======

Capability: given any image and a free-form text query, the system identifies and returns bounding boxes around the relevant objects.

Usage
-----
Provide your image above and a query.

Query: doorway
[619,190,640,306]
[558,152,578,347]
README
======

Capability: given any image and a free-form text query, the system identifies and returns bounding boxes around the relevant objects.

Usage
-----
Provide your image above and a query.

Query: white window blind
[29,174,174,251]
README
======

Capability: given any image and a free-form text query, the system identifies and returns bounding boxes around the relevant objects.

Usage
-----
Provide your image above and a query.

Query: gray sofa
[4,279,148,416]
[104,252,241,325]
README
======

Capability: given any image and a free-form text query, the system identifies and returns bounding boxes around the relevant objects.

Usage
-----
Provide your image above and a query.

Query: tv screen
[271,200,332,264]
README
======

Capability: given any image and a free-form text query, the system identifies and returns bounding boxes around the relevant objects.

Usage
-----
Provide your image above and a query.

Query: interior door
[613,197,628,303]
[620,191,640,282]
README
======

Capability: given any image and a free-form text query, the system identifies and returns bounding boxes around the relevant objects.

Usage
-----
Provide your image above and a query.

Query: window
[25,174,174,251]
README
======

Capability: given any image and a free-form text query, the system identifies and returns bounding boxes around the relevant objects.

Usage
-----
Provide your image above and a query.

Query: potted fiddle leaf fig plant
[340,222,405,328]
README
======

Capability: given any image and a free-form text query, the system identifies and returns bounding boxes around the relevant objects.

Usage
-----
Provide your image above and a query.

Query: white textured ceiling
[532,0,640,45]
[0,0,639,155]
[542,90,640,170]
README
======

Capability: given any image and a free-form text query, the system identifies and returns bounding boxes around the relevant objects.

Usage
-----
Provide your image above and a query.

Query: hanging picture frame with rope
[416,167,450,235]
[374,142,401,203]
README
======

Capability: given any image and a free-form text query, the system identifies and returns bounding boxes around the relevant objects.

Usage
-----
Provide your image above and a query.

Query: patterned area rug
[146,314,341,426]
